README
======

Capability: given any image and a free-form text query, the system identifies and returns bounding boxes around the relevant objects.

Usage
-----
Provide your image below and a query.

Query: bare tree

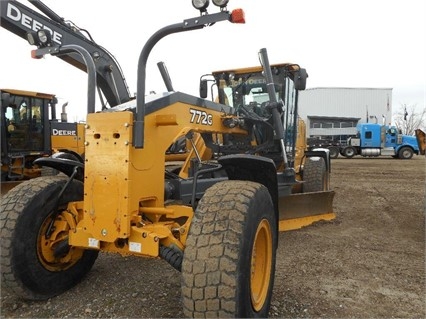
[393,103,426,135]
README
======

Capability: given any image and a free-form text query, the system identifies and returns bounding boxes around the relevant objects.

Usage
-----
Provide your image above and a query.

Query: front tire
[398,146,413,159]
[1,176,98,300]
[343,146,356,158]
[181,180,277,318]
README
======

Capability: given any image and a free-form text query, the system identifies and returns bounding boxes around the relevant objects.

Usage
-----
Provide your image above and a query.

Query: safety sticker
[88,238,99,248]
[129,242,142,253]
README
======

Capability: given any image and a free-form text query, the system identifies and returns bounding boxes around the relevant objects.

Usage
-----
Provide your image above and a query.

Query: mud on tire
[0,176,98,300]
[181,180,277,318]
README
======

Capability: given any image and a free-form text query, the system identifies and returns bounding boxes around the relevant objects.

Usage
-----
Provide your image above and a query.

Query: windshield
[212,66,300,163]
[3,93,46,153]
[215,69,297,116]
[219,75,281,109]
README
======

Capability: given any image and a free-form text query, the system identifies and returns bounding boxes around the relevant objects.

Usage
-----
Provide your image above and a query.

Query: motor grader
[0,1,334,317]
[1,88,85,194]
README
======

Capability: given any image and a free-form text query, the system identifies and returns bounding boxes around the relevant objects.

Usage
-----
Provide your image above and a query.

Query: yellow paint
[69,101,244,249]
[278,213,336,232]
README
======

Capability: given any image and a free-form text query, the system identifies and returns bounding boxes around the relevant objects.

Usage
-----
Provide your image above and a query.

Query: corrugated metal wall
[298,87,393,137]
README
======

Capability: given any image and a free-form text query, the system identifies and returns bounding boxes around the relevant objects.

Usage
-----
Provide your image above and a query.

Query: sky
[1,0,425,123]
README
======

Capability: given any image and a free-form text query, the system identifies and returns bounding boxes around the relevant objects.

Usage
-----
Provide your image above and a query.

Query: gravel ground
[1,156,425,318]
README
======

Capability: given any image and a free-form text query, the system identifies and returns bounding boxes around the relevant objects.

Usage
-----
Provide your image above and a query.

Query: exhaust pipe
[61,102,68,122]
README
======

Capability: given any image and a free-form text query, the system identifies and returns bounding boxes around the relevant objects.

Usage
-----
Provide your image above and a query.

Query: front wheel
[398,146,413,159]
[0,176,98,300]
[181,180,277,318]
[342,146,357,158]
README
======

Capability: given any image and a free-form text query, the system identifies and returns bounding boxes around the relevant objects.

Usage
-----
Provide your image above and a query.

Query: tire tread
[181,180,273,318]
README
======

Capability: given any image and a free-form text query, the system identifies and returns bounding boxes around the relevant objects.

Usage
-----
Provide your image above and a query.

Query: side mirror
[199,79,208,98]
[294,68,308,90]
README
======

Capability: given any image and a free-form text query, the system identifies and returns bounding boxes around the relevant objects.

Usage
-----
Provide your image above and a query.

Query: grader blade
[278,190,335,231]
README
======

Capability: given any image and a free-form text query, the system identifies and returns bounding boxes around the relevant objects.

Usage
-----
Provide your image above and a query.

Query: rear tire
[0,176,98,300]
[303,157,328,192]
[327,146,339,159]
[181,180,277,318]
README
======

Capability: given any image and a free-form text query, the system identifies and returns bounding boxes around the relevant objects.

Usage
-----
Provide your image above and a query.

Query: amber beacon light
[231,8,245,23]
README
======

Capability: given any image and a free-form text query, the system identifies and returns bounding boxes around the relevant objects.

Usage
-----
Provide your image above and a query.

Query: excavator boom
[1,0,131,107]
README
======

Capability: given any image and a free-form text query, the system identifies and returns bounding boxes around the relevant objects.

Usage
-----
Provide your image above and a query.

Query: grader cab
[1,1,334,317]
[0,89,85,194]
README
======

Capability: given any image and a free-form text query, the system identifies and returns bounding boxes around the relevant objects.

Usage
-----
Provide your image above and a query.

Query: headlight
[26,32,37,46]
[212,0,229,8]
[192,0,209,11]
[37,30,51,45]
[26,29,52,47]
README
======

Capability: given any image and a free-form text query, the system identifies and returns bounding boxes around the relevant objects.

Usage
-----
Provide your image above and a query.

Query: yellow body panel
[69,101,248,252]
[51,123,85,155]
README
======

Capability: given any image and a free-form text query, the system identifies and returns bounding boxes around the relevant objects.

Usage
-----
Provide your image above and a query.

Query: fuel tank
[361,148,381,157]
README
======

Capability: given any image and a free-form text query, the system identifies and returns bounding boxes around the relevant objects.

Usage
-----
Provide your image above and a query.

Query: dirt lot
[1,156,425,318]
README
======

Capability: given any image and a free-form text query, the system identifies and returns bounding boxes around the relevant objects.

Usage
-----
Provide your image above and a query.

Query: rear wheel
[0,176,98,300]
[398,146,413,159]
[181,180,277,318]
[303,157,328,192]
[327,146,339,159]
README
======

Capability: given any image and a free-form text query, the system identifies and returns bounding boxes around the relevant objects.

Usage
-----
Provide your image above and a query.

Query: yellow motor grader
[0,1,334,317]
[1,89,85,194]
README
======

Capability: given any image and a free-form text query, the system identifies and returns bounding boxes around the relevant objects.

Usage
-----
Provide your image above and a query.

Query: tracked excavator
[1,0,134,193]
[1,0,335,317]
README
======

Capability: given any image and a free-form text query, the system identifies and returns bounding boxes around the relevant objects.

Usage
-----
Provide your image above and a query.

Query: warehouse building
[298,87,393,145]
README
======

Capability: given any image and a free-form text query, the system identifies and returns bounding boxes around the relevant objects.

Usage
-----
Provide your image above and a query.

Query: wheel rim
[250,219,273,311]
[37,212,83,271]
[329,148,338,158]
[402,150,411,158]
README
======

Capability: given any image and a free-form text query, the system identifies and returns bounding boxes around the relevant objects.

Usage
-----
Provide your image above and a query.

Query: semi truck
[340,123,425,159]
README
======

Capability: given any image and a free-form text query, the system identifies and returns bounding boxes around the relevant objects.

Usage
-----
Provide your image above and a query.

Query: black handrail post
[133,11,234,148]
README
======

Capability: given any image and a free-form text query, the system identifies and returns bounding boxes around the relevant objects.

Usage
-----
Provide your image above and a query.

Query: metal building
[298,87,393,144]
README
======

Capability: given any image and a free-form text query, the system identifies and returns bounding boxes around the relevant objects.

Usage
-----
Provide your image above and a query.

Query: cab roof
[212,63,301,76]
[1,88,56,99]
